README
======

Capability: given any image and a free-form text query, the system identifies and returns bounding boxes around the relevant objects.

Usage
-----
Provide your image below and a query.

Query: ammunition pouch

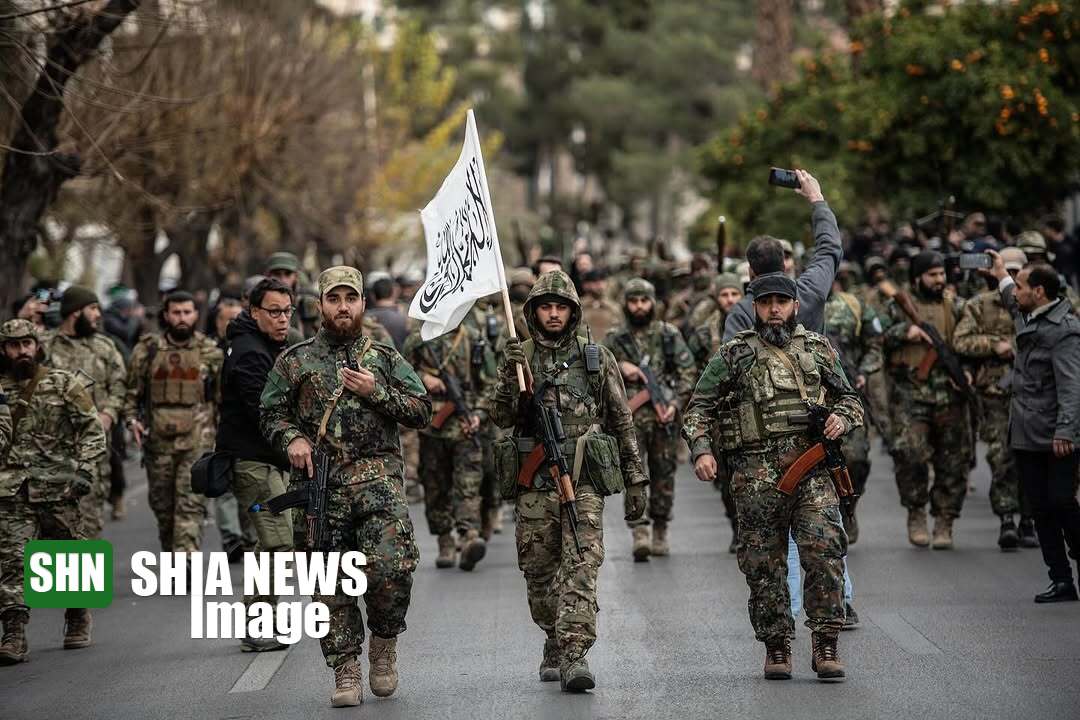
[151,406,196,438]
[494,436,520,500]
[580,432,624,496]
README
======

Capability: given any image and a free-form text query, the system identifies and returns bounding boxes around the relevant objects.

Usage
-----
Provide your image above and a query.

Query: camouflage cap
[265,251,300,273]
[509,267,537,287]
[0,319,38,343]
[623,277,656,301]
[318,266,364,298]
[714,273,742,293]
[1000,247,1028,271]
[1015,231,1047,254]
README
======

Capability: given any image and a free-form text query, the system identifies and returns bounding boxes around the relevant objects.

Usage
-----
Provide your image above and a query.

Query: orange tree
[698,0,1080,247]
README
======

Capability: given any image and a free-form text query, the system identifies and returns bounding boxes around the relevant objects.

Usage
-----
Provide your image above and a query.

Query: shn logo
[24,540,113,608]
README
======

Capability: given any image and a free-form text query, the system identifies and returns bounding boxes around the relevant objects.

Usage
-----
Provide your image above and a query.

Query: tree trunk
[0,0,141,310]
[752,0,794,96]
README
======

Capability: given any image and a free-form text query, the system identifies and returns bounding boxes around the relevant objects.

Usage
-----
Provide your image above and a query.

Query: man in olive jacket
[985,251,1080,603]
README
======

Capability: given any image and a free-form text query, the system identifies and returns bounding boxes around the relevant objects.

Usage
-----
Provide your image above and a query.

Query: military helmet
[0,319,38,343]
[1015,231,1047,255]
[623,278,656,301]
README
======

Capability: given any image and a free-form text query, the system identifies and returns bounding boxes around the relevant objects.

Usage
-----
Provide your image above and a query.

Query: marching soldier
[605,278,697,560]
[880,252,972,549]
[124,291,223,552]
[683,274,863,682]
[41,286,127,539]
[491,270,647,692]
[823,280,883,542]
[0,320,106,662]
[403,311,494,571]
[578,270,621,343]
[260,266,431,707]
[954,247,1038,549]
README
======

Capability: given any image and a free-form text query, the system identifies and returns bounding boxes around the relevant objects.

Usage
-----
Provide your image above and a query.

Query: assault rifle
[250,446,331,551]
[427,343,480,448]
[626,355,675,422]
[894,291,973,396]
[777,402,855,500]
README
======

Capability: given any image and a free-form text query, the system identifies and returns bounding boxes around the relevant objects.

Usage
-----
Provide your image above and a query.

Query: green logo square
[24,540,113,608]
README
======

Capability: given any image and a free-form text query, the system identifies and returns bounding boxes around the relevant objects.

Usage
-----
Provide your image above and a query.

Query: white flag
[408,110,507,341]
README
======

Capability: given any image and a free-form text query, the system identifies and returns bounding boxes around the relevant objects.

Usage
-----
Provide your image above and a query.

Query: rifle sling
[1,365,47,463]
[317,336,372,443]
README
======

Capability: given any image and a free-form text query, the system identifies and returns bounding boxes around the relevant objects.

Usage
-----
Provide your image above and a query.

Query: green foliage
[701,0,1080,244]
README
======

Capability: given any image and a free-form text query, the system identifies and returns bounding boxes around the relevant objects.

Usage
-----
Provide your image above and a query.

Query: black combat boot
[997,514,1019,551]
[1018,517,1040,548]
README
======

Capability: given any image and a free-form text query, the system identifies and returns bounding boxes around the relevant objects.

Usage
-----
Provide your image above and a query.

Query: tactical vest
[714,334,825,451]
[973,291,1015,393]
[890,295,955,374]
[150,342,204,406]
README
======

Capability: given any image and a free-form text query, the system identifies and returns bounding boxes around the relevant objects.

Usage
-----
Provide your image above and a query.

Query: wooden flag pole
[497,270,527,392]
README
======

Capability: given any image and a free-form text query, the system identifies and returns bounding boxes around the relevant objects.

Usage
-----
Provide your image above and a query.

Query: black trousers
[1014,449,1080,583]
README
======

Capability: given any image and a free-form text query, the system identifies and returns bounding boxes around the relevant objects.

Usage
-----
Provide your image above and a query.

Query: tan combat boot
[763,638,792,680]
[331,658,363,707]
[810,632,845,682]
[932,516,954,550]
[63,609,92,650]
[435,533,456,569]
[632,526,651,562]
[368,635,399,697]
[907,509,930,547]
[651,525,670,557]
[0,610,29,665]
[459,528,487,572]
[539,637,560,682]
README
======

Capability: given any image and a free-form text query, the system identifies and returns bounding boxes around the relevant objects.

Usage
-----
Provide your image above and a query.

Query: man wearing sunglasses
[215,277,296,652]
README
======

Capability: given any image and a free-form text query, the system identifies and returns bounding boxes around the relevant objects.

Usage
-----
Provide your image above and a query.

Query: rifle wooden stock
[554,466,576,505]
[778,443,826,495]
[830,465,855,498]
[628,388,650,413]
[518,445,545,487]
[431,402,455,430]
[915,348,938,381]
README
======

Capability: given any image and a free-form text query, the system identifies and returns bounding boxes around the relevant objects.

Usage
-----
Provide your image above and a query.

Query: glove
[70,472,94,498]
[624,481,647,521]
[499,337,526,382]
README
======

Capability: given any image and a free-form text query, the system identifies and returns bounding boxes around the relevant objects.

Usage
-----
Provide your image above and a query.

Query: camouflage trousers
[729,443,846,642]
[400,427,421,498]
[711,439,737,521]
[842,424,871,497]
[145,446,208,552]
[0,493,82,614]
[978,394,1025,517]
[865,371,893,450]
[78,452,112,539]
[317,477,418,668]
[625,421,678,528]
[515,484,605,665]
[418,434,482,535]
[479,425,502,515]
[231,461,293,610]
[891,396,972,519]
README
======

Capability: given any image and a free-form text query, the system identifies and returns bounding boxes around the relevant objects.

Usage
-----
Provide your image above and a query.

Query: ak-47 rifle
[777,402,855,500]
[427,342,480,448]
[893,291,973,396]
[716,215,726,273]
[250,447,331,551]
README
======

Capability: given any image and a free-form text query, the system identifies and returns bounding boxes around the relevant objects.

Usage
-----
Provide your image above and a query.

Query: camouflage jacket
[682,326,863,461]
[824,292,883,381]
[403,323,494,439]
[122,331,223,452]
[0,367,106,501]
[953,289,1015,396]
[579,295,622,344]
[604,318,697,424]
[42,330,127,424]
[881,292,966,406]
[260,328,431,485]
[688,308,727,374]
[490,271,647,487]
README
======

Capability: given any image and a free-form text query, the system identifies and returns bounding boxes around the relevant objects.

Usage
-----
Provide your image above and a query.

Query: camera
[768,167,800,189]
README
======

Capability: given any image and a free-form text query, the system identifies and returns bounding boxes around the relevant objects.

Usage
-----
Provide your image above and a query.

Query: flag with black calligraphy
[409,110,509,341]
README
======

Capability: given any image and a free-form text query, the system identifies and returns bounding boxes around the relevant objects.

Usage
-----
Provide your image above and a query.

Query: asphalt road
[2,441,1078,720]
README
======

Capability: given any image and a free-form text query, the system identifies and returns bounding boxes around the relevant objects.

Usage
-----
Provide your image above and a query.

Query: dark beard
[538,325,566,341]
[627,307,654,328]
[167,324,193,343]
[755,315,797,347]
[323,313,363,343]
[74,313,97,338]
[916,281,944,301]
[11,357,37,380]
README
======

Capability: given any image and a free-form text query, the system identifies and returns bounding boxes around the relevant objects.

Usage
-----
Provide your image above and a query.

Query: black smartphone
[958,253,992,270]
[768,167,800,189]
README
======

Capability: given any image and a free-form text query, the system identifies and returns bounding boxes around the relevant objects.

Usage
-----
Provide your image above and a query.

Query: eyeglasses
[257,306,294,319]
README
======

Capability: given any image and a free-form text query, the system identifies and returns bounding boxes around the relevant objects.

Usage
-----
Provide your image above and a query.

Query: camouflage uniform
[682,326,863,643]
[490,271,647,677]
[467,299,508,537]
[0,320,106,650]
[881,292,971,521]
[41,330,126,538]
[123,332,223,552]
[260,267,431,668]
[862,282,896,440]
[579,294,621,345]
[823,292,883,500]
[402,321,492,542]
[953,289,1024,517]
[604,281,696,532]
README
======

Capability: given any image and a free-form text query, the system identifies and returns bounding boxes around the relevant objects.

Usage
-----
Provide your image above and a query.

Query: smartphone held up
[768,167,801,189]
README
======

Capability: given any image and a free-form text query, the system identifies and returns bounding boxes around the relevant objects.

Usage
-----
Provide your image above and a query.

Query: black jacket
[216,311,289,468]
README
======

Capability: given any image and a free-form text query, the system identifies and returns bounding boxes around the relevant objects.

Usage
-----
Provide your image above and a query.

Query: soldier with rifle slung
[259,267,431,708]
[683,274,863,682]
[490,270,647,693]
